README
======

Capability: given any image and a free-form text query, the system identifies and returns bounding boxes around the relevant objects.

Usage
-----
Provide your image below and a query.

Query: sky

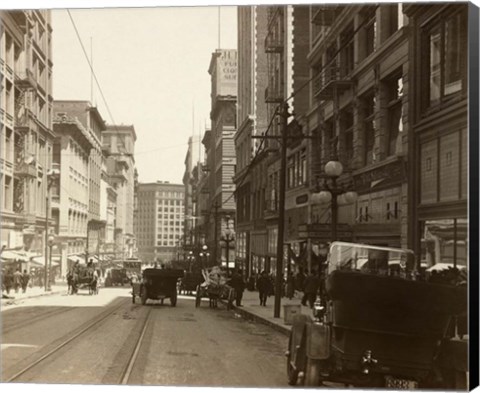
[51,6,237,184]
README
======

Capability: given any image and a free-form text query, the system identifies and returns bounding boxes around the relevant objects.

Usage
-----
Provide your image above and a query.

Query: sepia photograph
[0,1,478,391]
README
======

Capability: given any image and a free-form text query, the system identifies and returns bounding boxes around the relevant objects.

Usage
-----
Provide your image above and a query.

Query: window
[340,25,354,76]
[340,106,354,167]
[385,72,403,156]
[362,91,376,165]
[424,9,467,108]
[364,10,376,58]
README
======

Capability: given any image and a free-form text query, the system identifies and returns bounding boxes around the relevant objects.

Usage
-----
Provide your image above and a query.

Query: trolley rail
[2,307,73,335]
[4,298,129,382]
[119,307,152,384]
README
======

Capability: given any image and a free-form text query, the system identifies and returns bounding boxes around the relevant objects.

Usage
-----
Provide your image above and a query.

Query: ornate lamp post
[187,251,194,272]
[44,166,60,292]
[221,217,235,276]
[311,160,358,242]
[199,244,210,268]
[47,234,55,290]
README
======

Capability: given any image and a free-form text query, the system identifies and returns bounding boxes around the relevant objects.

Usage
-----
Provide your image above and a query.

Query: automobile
[286,241,468,389]
[132,268,184,306]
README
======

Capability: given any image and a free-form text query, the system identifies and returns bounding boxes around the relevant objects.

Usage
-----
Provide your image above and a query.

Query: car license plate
[385,376,418,389]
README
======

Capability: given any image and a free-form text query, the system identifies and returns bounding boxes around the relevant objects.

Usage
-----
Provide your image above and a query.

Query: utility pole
[44,196,49,291]
[212,201,220,266]
[274,102,289,318]
[252,102,314,318]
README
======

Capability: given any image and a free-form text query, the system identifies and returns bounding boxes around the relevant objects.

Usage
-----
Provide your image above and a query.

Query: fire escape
[13,33,37,226]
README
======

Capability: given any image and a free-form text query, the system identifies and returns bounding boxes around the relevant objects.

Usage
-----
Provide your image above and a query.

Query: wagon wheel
[170,290,177,307]
[195,285,201,308]
[141,287,148,305]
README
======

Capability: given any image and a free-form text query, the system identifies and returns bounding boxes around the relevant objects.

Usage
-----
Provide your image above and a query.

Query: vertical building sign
[216,50,238,97]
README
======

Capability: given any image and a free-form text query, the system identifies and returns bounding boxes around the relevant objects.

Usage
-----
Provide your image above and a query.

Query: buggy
[179,271,203,295]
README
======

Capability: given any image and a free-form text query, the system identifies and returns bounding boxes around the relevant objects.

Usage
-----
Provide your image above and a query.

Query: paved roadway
[1,288,287,387]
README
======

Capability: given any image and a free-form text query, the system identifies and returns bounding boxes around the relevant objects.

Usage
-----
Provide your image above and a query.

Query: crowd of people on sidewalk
[2,268,31,298]
[226,266,324,309]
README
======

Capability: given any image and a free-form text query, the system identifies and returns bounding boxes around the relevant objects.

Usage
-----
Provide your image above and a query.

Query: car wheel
[304,357,322,387]
[287,333,299,386]
[171,291,177,307]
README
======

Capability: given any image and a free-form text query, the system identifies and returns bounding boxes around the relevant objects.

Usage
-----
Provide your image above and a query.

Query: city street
[1,288,287,387]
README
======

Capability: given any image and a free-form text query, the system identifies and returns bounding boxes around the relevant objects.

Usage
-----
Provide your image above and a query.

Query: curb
[220,299,291,337]
[1,288,67,306]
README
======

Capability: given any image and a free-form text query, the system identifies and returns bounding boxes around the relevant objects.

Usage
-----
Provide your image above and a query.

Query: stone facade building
[0,10,54,268]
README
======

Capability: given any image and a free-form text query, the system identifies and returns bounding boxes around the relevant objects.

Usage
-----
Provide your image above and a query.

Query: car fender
[290,314,309,369]
[306,322,331,360]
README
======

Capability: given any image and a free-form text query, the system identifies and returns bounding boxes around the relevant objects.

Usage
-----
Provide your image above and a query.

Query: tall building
[234,6,269,276]
[53,100,106,265]
[102,124,136,259]
[0,10,54,267]
[182,135,202,251]
[245,5,310,276]
[134,181,184,264]
[206,49,238,268]
[404,4,468,268]
[52,105,95,275]
[306,4,409,262]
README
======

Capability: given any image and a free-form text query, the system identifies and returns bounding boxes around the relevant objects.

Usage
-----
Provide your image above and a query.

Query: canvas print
[0,2,474,390]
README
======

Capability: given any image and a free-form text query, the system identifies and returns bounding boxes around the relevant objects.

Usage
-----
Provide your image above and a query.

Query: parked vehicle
[179,271,203,295]
[104,268,128,287]
[132,268,184,306]
[286,242,467,389]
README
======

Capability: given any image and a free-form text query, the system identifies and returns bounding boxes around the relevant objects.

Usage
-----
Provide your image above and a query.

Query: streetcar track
[2,307,73,335]
[5,298,129,382]
[120,307,152,384]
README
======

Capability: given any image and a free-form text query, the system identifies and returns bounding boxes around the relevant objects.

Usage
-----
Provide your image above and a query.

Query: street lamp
[221,217,235,276]
[44,166,60,292]
[311,160,358,242]
[47,234,55,290]
[199,244,210,268]
[187,251,194,272]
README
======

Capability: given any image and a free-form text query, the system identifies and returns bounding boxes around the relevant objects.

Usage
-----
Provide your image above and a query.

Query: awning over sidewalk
[1,250,32,262]
[31,256,60,267]
[67,255,84,264]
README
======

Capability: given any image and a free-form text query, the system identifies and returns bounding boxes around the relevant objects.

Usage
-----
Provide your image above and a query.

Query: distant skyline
[52,6,237,184]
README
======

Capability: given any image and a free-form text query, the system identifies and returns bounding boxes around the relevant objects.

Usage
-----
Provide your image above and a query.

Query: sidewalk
[1,283,68,309]
[223,290,313,336]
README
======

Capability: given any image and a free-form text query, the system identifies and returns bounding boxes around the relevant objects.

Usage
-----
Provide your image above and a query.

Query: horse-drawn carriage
[195,266,235,309]
[68,263,99,295]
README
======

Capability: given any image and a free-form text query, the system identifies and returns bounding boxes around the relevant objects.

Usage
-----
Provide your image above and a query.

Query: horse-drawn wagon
[195,266,235,309]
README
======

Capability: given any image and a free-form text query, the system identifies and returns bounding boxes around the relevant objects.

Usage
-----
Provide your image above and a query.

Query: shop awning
[31,256,60,267]
[1,250,31,262]
[67,255,84,264]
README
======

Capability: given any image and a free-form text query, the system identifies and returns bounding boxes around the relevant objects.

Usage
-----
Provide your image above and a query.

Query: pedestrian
[67,269,74,294]
[229,269,246,307]
[13,268,23,294]
[256,271,272,306]
[21,269,30,293]
[286,271,295,300]
[301,270,320,308]
[5,269,14,294]
[294,268,306,293]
